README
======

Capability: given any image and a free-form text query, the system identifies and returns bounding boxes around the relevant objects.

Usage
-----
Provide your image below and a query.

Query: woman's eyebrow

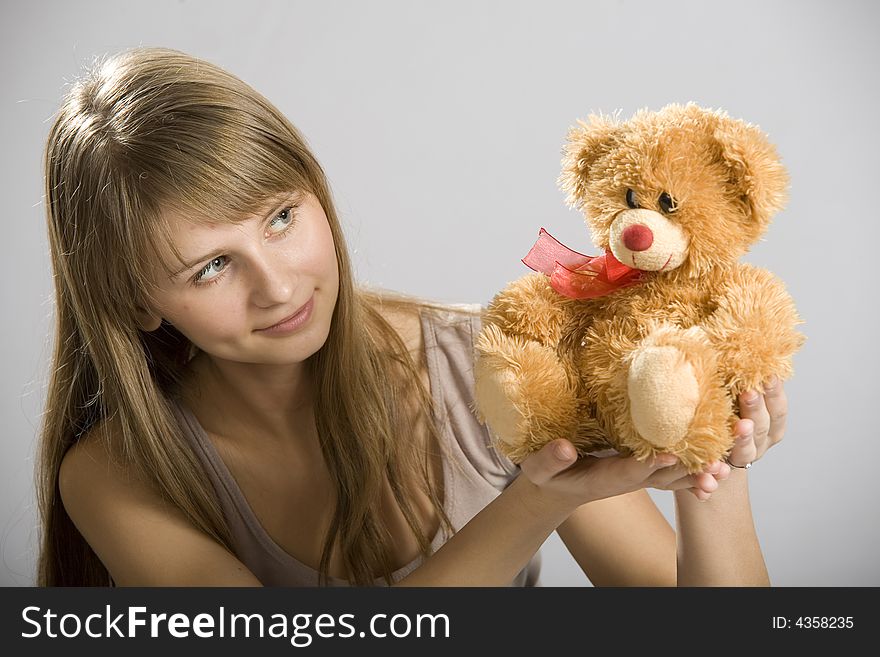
[169,193,299,278]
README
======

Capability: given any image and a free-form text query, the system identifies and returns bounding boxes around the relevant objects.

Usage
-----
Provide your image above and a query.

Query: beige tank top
[171,304,542,586]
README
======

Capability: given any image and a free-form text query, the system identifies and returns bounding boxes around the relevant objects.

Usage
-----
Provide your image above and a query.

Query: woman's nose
[251,257,295,306]
[622,224,654,252]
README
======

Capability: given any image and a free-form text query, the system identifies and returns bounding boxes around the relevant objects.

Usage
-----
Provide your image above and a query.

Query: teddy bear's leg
[623,324,733,472]
[473,324,583,463]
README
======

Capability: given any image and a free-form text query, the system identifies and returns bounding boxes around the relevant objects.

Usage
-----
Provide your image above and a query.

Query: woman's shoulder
[59,418,149,507]
[361,287,482,352]
[361,287,482,345]
[58,419,162,562]
[58,417,263,586]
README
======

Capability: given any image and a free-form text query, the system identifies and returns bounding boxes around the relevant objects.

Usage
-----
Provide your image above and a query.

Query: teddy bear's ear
[713,118,789,226]
[558,113,622,209]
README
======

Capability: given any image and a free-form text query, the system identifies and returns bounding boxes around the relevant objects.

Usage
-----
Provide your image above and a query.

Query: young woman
[37,47,786,587]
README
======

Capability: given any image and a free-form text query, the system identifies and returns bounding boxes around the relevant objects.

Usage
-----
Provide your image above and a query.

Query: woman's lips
[256,294,315,333]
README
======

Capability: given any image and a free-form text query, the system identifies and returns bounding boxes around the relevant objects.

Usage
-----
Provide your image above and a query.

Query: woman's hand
[518,441,727,511]
[727,376,788,472]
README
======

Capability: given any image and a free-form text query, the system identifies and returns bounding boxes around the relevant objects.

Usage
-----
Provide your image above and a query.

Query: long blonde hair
[38,47,452,586]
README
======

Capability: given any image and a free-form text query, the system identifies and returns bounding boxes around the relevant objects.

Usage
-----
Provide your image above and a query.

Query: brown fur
[474,104,805,473]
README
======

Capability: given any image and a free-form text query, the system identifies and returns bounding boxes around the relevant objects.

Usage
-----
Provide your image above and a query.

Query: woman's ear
[558,113,622,210]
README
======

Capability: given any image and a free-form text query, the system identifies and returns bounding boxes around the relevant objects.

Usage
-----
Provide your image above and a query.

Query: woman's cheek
[316,222,339,282]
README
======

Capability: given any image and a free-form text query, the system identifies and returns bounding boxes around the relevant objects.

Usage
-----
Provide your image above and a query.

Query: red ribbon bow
[521,228,647,299]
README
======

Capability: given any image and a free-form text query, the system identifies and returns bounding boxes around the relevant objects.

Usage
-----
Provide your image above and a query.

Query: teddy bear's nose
[622,224,654,252]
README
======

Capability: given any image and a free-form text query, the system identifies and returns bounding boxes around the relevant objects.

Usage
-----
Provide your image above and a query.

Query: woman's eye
[625,188,640,209]
[195,256,227,284]
[268,206,296,233]
[658,192,678,214]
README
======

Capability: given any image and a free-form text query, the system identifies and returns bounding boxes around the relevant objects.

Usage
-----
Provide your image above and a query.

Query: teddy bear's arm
[702,264,806,396]
[482,272,579,347]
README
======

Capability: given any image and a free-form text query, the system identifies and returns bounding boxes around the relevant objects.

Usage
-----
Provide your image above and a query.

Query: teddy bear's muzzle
[610,208,689,272]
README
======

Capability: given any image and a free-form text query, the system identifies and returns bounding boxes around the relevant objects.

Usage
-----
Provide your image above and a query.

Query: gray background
[2,0,878,586]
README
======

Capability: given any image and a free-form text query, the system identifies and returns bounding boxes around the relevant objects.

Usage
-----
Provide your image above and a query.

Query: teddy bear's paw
[627,345,700,448]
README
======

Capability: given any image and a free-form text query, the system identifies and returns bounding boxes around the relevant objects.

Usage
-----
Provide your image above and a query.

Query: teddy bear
[473,103,805,473]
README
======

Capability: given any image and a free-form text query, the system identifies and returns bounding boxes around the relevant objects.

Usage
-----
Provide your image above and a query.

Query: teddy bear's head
[558,103,789,278]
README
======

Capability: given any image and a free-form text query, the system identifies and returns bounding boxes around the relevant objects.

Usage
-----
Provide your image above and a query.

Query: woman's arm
[396,444,688,586]
[552,463,765,588]
[674,468,768,586]
[394,473,571,586]
[674,380,786,586]
[556,489,676,586]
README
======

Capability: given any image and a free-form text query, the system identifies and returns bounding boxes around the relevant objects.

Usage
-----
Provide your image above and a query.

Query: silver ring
[724,456,752,469]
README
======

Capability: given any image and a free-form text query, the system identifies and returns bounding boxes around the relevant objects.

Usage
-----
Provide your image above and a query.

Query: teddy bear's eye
[658,192,678,214]
[625,189,640,209]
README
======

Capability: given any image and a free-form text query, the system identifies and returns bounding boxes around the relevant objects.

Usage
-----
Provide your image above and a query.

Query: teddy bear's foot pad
[627,345,699,448]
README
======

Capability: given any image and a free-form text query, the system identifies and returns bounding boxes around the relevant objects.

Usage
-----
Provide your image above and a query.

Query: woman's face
[143,190,340,366]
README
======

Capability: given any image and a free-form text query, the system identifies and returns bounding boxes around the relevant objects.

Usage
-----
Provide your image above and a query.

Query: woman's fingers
[660,472,718,492]
[731,379,787,465]
[727,418,759,468]
[625,452,679,481]
[690,487,712,501]
[518,439,578,486]
[649,459,730,487]
[738,385,771,448]
[647,462,689,488]
[650,460,731,502]
[694,471,719,493]
[762,378,788,444]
